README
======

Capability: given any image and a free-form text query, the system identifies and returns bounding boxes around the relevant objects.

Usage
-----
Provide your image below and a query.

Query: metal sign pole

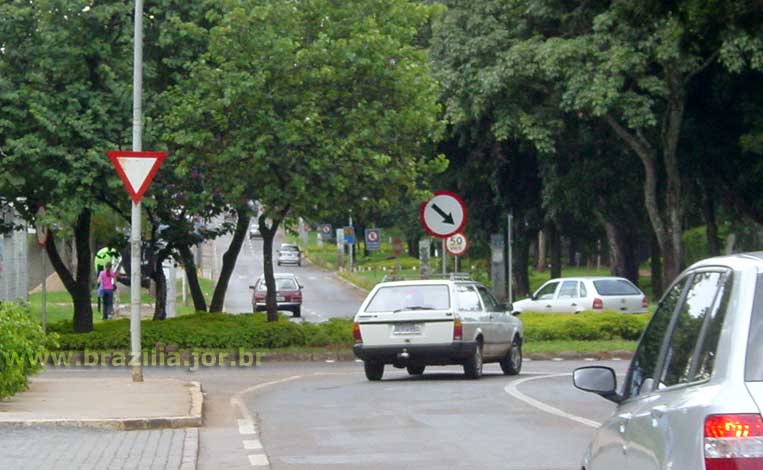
[508,213,513,302]
[41,248,47,333]
[130,0,144,383]
[442,238,446,274]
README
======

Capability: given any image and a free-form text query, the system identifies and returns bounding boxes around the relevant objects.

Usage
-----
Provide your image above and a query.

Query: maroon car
[251,274,303,317]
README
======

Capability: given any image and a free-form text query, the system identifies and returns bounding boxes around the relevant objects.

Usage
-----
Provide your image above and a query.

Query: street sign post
[446,232,468,273]
[365,228,381,251]
[35,206,49,333]
[107,149,166,383]
[420,191,467,275]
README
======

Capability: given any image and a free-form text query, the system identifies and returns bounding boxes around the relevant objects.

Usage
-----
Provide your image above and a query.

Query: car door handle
[545,305,552,308]
[571,303,577,307]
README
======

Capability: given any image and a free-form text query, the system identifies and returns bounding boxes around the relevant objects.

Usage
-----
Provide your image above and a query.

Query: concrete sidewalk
[0,378,203,430]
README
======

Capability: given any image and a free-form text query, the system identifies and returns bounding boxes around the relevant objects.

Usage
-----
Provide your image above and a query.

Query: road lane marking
[238,419,257,435]
[504,374,602,429]
[248,454,270,466]
[243,440,263,450]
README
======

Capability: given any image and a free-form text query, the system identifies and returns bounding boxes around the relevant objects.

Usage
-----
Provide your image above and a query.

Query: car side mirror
[573,366,621,403]
[249,285,255,290]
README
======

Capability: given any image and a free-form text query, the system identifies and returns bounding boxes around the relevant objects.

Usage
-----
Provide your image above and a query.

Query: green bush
[521,312,650,342]
[0,303,54,399]
[50,313,353,351]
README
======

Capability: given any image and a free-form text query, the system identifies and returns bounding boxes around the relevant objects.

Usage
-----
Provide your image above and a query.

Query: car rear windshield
[746,274,763,381]
[592,279,641,296]
[281,246,299,252]
[365,285,450,313]
[257,278,298,291]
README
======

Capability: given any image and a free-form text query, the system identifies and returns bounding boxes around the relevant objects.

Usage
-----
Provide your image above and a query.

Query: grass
[30,276,218,326]
[524,340,637,354]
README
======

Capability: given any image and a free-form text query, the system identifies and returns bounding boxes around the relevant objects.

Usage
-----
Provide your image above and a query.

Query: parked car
[277,244,301,266]
[251,273,303,317]
[352,277,524,381]
[512,276,648,314]
[573,252,763,470]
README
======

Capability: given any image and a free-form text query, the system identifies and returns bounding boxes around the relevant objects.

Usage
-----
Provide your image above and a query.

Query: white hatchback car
[512,276,648,314]
[352,278,524,381]
[573,253,763,470]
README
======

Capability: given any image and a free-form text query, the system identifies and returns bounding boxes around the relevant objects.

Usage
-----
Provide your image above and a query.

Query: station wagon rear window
[592,279,641,296]
[365,285,450,313]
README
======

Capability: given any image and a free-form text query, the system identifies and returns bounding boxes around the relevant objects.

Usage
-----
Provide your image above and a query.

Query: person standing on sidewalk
[98,263,117,320]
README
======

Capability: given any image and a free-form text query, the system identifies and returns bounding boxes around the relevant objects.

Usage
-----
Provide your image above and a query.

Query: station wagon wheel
[464,343,483,379]
[406,365,425,376]
[364,362,384,381]
[500,337,522,376]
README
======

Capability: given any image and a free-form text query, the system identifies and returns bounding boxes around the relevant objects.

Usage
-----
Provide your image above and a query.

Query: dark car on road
[251,273,303,317]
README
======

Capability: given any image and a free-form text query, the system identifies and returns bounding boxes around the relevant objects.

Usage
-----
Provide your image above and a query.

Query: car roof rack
[379,272,473,283]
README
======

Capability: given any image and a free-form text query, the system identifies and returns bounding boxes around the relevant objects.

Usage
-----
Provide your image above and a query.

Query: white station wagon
[352,278,524,381]
[512,276,648,314]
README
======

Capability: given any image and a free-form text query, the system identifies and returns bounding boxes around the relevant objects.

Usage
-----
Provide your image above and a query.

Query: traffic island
[0,378,203,430]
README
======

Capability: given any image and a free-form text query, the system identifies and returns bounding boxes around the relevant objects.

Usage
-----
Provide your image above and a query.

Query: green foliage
[521,312,649,342]
[0,303,56,399]
[49,313,354,351]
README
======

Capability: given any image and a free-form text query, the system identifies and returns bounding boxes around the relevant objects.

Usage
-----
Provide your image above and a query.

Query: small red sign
[107,150,167,203]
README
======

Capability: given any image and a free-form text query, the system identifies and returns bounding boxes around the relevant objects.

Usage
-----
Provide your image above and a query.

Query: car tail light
[641,297,648,309]
[592,298,603,310]
[353,322,362,344]
[705,414,763,470]
[453,318,463,341]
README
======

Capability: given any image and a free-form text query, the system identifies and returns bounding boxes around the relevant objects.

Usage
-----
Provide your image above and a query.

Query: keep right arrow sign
[420,191,467,238]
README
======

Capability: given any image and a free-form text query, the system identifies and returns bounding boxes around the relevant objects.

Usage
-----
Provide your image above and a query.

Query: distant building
[0,204,28,302]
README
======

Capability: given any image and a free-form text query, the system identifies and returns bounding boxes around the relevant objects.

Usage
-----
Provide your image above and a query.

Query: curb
[0,381,204,430]
[180,427,199,470]
[258,350,633,362]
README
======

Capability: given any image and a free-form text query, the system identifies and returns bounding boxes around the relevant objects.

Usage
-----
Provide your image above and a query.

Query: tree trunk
[406,236,419,258]
[152,254,168,321]
[650,231,664,299]
[260,215,282,322]
[702,185,720,256]
[209,211,252,313]
[45,209,94,333]
[536,229,546,272]
[600,217,640,285]
[513,229,533,299]
[178,244,207,312]
[548,223,562,278]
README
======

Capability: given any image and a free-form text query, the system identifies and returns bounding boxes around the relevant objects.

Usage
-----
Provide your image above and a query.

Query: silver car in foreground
[573,252,763,470]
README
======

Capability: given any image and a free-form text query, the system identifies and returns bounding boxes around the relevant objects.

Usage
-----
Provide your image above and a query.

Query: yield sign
[420,191,467,238]
[107,150,167,203]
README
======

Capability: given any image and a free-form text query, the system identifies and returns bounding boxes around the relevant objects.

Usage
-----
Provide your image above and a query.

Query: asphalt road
[215,231,366,321]
[242,360,626,470]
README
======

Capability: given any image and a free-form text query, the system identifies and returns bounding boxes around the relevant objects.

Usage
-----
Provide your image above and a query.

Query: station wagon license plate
[276,296,285,302]
[393,323,422,336]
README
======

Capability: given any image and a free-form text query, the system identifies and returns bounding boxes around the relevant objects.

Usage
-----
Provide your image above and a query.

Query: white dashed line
[504,374,602,429]
[243,439,263,450]
[551,357,563,361]
[248,454,270,466]
[238,419,257,435]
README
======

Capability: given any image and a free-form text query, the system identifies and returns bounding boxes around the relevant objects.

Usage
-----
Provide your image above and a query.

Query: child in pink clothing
[98,263,117,320]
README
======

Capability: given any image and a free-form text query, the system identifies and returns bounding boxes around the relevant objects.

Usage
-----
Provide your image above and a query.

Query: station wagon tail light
[353,322,362,344]
[641,297,648,309]
[592,298,604,310]
[453,318,463,341]
[704,414,763,470]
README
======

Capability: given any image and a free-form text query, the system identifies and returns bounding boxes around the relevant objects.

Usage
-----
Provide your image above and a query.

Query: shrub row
[48,311,649,351]
[0,303,53,399]
[49,313,354,351]
[521,312,650,342]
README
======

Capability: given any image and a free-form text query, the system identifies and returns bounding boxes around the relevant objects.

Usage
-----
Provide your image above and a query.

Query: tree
[0,0,134,332]
[167,0,445,320]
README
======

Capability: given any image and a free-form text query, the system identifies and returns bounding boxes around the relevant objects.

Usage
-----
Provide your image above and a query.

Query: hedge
[49,313,353,351]
[47,311,648,351]
[0,303,54,399]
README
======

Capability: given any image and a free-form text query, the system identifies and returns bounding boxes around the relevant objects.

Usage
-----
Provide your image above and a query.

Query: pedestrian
[98,262,117,320]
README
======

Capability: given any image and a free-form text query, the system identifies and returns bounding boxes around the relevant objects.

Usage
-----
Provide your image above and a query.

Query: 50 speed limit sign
[446,232,469,256]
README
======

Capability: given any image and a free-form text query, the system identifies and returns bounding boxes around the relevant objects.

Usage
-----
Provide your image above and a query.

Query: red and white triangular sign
[107,150,167,203]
